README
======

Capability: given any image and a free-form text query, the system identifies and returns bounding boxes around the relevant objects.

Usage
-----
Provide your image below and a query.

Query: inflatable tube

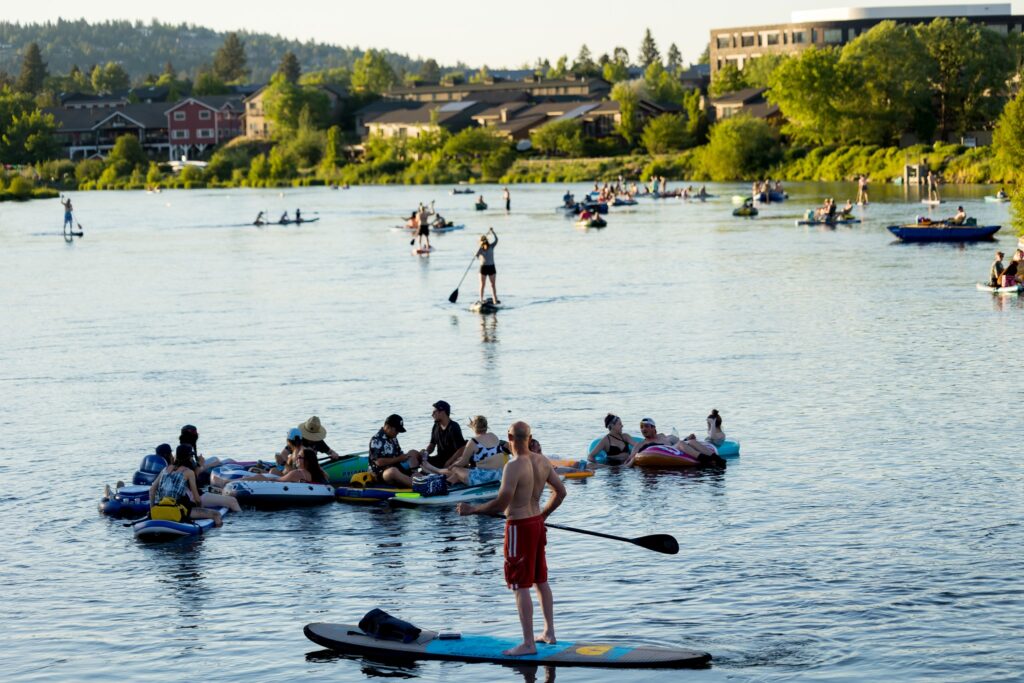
[322,455,370,485]
[132,453,168,486]
[586,436,642,464]
[99,484,151,518]
[223,479,336,509]
[209,462,274,489]
[589,436,740,461]
[133,506,229,542]
[976,282,1023,294]
[633,445,700,468]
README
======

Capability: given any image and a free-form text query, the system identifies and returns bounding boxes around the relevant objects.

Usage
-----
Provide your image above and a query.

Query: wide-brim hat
[299,415,327,441]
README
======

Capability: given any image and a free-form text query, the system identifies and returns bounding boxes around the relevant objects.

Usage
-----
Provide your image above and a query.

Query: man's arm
[458,460,519,516]
[541,465,566,519]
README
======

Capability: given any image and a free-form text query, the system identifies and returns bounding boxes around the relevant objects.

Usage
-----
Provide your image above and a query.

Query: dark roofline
[388,77,610,96]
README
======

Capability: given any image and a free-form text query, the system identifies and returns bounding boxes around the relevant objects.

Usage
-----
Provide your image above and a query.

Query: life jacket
[150,496,188,523]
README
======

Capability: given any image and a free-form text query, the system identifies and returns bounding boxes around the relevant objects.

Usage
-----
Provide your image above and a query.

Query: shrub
[699,116,782,181]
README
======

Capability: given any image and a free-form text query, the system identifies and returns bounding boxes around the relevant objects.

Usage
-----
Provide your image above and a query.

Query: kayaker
[587,414,636,464]
[289,416,342,460]
[476,228,499,304]
[295,209,302,223]
[562,190,574,207]
[457,421,567,657]
[706,409,726,447]
[280,211,290,224]
[990,250,1006,287]
[419,400,467,469]
[149,445,226,526]
[254,211,265,225]
[240,447,327,485]
[430,414,507,487]
[368,414,421,486]
[60,195,74,230]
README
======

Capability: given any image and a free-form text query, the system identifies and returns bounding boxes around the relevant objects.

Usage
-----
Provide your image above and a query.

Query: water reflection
[508,664,556,683]
[480,314,498,344]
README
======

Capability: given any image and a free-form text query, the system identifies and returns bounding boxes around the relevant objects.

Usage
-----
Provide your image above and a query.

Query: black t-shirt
[301,438,332,455]
[427,420,467,468]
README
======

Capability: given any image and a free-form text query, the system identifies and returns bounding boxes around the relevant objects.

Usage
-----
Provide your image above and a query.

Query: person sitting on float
[588,413,636,464]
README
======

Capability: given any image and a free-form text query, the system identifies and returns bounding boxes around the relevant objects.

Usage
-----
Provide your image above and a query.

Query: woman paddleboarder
[476,228,499,304]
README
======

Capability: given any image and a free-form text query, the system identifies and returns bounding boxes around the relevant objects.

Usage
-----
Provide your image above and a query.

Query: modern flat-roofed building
[710,4,1021,74]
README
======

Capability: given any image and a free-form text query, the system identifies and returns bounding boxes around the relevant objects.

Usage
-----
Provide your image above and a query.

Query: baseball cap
[432,400,451,415]
[287,427,302,443]
[385,414,407,432]
[640,417,656,427]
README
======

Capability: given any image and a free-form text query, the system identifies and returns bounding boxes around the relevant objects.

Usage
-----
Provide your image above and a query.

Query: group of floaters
[101,405,740,539]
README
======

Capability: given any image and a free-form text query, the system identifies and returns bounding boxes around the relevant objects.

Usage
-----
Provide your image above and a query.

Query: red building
[165,95,244,160]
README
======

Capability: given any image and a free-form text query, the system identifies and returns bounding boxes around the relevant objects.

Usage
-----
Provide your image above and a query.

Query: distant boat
[887,224,999,242]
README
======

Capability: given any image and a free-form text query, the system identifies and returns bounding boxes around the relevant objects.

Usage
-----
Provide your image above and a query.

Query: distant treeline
[0,19,428,83]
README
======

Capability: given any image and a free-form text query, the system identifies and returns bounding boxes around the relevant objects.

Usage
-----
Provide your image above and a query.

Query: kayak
[304,622,711,668]
[278,217,320,225]
[99,484,151,519]
[451,189,474,195]
[133,506,229,542]
[470,299,503,314]
[984,195,1010,203]
[322,454,371,485]
[887,224,1000,241]
[733,207,758,217]
[222,479,337,509]
[796,217,860,226]
[387,482,500,508]
[432,224,465,233]
[976,282,1023,294]
[612,198,637,206]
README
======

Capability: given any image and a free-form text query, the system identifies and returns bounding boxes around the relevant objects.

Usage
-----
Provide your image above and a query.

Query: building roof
[387,77,610,97]
[710,87,769,106]
[791,3,1011,23]
[367,100,491,126]
[48,103,170,131]
[354,99,422,120]
[164,95,244,114]
[59,92,127,106]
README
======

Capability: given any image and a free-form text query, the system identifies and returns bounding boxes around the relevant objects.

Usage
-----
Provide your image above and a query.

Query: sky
[4,0,1017,67]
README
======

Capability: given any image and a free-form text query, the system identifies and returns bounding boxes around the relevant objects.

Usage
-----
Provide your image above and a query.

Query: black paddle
[448,255,478,303]
[487,514,678,554]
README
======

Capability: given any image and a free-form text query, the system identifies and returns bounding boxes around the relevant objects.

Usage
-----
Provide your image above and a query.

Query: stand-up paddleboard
[304,622,711,669]
[469,298,503,314]
[413,246,434,256]
[921,199,944,205]
[133,506,229,541]
[976,282,1023,294]
[984,195,1010,203]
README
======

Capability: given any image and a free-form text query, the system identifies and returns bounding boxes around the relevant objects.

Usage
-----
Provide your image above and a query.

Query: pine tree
[212,32,248,82]
[163,61,176,77]
[573,44,597,76]
[418,58,441,83]
[639,29,660,68]
[666,43,683,74]
[16,42,48,94]
[278,51,301,84]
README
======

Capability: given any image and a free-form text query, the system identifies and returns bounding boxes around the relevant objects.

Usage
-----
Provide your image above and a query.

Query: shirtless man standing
[457,421,567,656]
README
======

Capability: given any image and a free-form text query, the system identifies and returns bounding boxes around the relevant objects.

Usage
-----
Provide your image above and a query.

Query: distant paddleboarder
[60,195,74,230]
[503,186,511,212]
[476,228,499,304]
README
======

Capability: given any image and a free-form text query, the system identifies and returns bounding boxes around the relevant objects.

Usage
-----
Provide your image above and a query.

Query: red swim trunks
[504,515,547,590]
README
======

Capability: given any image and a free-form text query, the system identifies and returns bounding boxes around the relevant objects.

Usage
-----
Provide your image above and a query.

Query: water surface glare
[0,183,1021,682]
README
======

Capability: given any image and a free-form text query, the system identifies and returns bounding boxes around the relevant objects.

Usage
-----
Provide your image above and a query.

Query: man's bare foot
[537,632,556,644]
[502,643,537,656]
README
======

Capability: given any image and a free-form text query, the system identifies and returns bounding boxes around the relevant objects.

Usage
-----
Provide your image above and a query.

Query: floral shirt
[369,428,403,475]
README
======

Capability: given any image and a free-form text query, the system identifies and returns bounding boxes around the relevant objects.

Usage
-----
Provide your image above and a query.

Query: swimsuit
[504,515,547,590]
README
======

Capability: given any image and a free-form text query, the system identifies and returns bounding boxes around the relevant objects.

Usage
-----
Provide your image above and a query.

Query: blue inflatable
[99,484,150,518]
[587,436,740,461]
[132,453,168,486]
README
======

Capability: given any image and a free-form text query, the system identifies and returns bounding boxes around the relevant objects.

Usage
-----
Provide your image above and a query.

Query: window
[792,30,806,44]
[764,32,780,46]
[198,110,211,120]
[824,29,843,44]
[716,35,732,49]
[173,111,186,121]
[811,29,818,43]
[198,128,214,139]
[172,130,188,139]
[740,33,755,48]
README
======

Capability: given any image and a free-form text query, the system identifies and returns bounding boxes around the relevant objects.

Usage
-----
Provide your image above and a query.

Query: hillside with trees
[0,19,426,83]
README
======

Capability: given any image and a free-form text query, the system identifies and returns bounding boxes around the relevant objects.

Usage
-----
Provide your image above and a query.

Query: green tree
[839,21,934,144]
[263,73,330,133]
[644,62,683,104]
[212,32,248,82]
[994,88,1024,169]
[108,134,148,172]
[16,43,48,94]
[682,88,709,145]
[916,18,1013,138]
[638,29,660,68]
[572,44,599,77]
[546,55,569,79]
[0,107,59,163]
[666,43,683,74]
[641,113,691,153]
[530,119,584,156]
[602,61,630,83]
[708,62,747,97]
[613,47,630,67]
[743,54,788,88]
[278,51,301,84]
[351,49,398,94]
[301,67,352,88]
[700,115,781,180]
[767,47,848,145]
[442,127,507,162]
[193,70,229,95]
[469,66,491,84]
[321,125,343,171]
[418,58,441,83]
[611,81,644,145]
[91,62,130,93]
[697,43,710,65]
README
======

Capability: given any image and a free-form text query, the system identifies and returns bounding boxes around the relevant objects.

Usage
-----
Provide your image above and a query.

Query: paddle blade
[633,534,679,555]
[448,289,459,304]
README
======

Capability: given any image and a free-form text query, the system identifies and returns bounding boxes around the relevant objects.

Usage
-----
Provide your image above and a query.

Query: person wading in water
[457,421,567,656]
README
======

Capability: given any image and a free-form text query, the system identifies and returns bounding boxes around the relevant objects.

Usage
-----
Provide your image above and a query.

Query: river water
[0,182,1021,682]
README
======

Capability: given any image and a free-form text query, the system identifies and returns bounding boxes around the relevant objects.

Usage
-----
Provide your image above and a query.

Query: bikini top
[606,434,632,457]
[468,438,505,468]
